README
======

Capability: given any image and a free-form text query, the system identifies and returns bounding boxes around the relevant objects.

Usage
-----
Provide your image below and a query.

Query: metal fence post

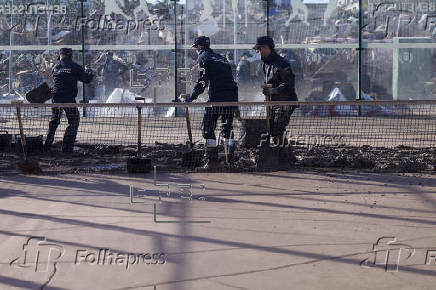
[80,0,87,117]
[357,0,363,117]
[137,106,142,156]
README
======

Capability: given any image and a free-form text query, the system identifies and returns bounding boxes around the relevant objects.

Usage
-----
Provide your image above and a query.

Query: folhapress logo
[10,237,167,273]
[9,237,64,274]
[360,237,415,272]
[75,249,167,269]
[75,0,164,33]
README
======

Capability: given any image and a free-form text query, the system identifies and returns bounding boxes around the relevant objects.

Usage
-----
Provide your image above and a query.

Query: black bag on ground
[239,118,268,148]
[0,130,12,152]
[15,135,44,154]
[26,82,53,103]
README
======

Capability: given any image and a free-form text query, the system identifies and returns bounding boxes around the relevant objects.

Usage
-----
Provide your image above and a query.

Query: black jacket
[263,50,298,102]
[52,57,93,103]
[191,48,238,102]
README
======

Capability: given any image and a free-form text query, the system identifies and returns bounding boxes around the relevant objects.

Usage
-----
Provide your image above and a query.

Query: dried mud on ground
[0,143,436,175]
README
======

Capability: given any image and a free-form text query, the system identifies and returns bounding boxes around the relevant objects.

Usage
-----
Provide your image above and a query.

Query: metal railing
[1,100,435,149]
[1,100,435,173]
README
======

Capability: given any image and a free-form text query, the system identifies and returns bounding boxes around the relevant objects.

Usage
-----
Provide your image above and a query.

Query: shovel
[12,101,41,174]
[179,94,203,167]
[218,130,230,165]
[265,84,272,142]
[127,100,151,173]
[257,84,283,170]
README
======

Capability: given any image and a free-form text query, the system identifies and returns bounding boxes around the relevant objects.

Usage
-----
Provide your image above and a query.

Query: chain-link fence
[1,100,436,173]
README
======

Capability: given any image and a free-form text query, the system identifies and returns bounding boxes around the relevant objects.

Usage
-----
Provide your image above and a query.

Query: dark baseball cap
[192,36,210,48]
[253,36,275,49]
[59,47,72,55]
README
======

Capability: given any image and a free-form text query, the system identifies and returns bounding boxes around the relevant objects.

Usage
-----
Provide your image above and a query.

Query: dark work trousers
[202,106,236,140]
[269,105,297,142]
[45,107,80,152]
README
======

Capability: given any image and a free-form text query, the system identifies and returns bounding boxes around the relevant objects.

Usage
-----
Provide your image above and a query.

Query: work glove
[262,85,278,96]
[179,94,192,102]
[85,67,93,76]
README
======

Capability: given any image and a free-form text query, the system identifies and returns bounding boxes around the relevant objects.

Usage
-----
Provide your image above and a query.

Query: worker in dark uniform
[180,36,238,169]
[44,48,94,153]
[254,36,298,146]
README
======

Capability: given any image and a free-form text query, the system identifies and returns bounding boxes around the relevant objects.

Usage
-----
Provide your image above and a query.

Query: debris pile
[0,142,435,174]
[293,145,435,173]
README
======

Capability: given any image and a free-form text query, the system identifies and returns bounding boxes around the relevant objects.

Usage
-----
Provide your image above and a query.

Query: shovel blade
[182,150,204,167]
[17,160,42,174]
[127,157,152,173]
[257,146,296,170]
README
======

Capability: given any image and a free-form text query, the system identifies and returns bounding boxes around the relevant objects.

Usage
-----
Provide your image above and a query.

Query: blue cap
[60,47,72,55]
[253,36,275,49]
[192,36,210,48]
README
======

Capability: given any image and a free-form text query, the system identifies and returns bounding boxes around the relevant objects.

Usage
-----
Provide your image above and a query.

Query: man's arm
[190,59,209,101]
[77,65,93,84]
[274,64,295,95]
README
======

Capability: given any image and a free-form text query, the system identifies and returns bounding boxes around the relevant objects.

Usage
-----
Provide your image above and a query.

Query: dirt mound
[0,143,435,175]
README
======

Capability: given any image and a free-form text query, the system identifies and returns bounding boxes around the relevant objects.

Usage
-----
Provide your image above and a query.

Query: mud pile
[293,145,436,173]
[0,143,435,174]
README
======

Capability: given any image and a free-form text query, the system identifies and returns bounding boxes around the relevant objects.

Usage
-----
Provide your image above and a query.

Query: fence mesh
[1,100,436,174]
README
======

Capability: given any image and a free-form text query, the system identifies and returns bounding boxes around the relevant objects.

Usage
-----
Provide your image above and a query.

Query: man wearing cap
[180,36,238,169]
[253,36,298,146]
[44,48,94,154]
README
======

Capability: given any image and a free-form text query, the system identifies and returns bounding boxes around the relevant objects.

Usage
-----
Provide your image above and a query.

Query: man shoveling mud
[254,36,299,147]
[44,48,94,154]
[179,36,238,169]
[253,36,299,169]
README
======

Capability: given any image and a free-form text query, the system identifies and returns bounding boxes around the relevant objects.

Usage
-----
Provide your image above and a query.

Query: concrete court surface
[1,170,436,290]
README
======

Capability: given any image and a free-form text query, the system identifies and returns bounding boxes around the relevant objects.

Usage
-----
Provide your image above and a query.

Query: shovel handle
[179,94,193,148]
[265,84,272,137]
[15,106,27,160]
[185,106,193,148]
[137,106,142,157]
